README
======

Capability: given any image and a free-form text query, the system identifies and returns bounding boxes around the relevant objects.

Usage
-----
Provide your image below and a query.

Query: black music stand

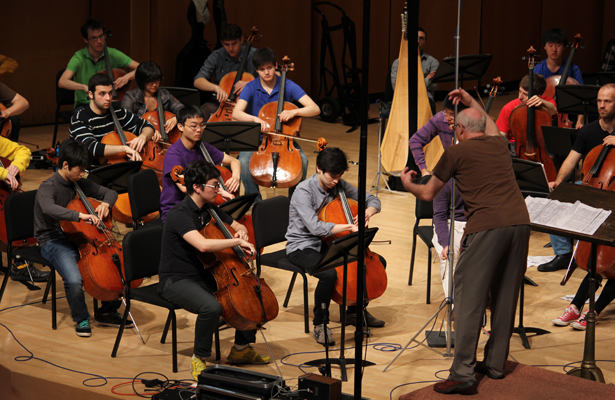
[531,183,615,382]
[514,276,550,349]
[217,193,258,221]
[555,85,600,124]
[541,126,578,158]
[597,72,615,86]
[303,228,379,382]
[86,161,142,194]
[512,158,551,198]
[431,54,492,86]
[162,87,201,108]
[201,122,262,154]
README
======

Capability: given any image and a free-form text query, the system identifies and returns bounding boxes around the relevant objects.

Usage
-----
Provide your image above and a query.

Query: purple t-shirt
[160,139,225,222]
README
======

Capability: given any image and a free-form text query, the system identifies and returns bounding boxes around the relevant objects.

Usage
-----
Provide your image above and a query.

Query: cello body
[575,143,615,279]
[60,195,143,301]
[509,105,558,181]
[208,72,255,123]
[140,109,180,185]
[318,194,387,306]
[100,68,131,101]
[198,206,278,331]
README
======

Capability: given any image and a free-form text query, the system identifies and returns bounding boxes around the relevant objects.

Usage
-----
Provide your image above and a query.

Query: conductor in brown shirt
[402,88,530,394]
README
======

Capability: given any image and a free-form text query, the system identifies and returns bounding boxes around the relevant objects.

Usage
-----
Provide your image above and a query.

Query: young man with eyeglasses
[409,96,467,177]
[160,106,240,222]
[159,160,269,381]
[59,18,140,108]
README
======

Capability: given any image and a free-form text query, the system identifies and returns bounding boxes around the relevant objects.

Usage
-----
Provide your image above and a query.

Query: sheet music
[525,196,611,235]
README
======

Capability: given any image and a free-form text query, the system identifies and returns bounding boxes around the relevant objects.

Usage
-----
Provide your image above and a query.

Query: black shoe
[345,310,385,328]
[10,263,51,282]
[537,253,573,272]
[95,312,134,328]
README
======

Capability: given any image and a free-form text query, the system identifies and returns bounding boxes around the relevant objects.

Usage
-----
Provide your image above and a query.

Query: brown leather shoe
[433,379,476,394]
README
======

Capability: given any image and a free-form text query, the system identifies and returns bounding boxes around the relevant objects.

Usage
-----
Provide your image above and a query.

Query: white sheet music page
[525,196,611,235]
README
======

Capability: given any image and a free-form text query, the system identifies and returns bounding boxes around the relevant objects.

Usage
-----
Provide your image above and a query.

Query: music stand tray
[217,193,258,221]
[431,54,493,84]
[162,86,201,108]
[86,161,142,194]
[512,158,550,198]
[541,126,578,157]
[201,122,262,154]
[303,228,379,382]
[555,85,600,118]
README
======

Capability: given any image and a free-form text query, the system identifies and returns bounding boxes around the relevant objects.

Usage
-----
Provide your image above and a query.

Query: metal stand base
[425,330,455,348]
[304,357,376,382]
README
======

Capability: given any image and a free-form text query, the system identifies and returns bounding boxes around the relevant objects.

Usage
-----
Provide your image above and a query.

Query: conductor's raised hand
[448,88,473,107]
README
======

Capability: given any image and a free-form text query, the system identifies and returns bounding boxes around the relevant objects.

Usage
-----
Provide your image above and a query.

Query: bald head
[458,108,486,133]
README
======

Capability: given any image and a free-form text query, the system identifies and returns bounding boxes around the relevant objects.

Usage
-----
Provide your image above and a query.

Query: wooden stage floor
[2,98,615,399]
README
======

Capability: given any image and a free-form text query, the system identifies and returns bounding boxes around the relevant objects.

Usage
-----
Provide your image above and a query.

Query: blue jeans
[40,238,119,322]
[549,234,573,255]
[239,140,309,203]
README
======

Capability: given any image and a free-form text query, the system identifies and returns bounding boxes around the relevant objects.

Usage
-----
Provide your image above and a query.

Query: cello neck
[560,34,583,86]
[108,103,129,145]
[337,184,355,225]
[199,142,228,190]
[102,38,118,99]
[206,204,247,259]
[73,181,101,223]
[274,70,287,132]
[525,47,538,152]
[156,90,169,141]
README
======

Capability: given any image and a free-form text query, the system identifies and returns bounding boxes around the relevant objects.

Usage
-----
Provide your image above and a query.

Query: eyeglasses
[454,123,465,130]
[187,124,206,131]
[202,182,221,190]
[444,110,455,119]
[88,33,106,42]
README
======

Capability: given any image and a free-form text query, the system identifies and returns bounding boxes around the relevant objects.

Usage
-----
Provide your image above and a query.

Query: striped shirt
[69,106,154,158]
[409,111,454,171]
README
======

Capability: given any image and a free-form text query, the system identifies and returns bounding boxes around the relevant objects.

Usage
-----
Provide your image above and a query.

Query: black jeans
[571,274,615,315]
[161,277,256,358]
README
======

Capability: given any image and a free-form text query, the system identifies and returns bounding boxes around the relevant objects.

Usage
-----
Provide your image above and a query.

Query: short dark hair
[443,95,468,112]
[519,74,547,96]
[542,28,568,46]
[418,26,426,36]
[177,105,204,126]
[135,61,164,90]
[88,73,113,93]
[316,147,348,175]
[184,160,220,195]
[220,23,242,41]
[252,47,277,69]
[58,139,91,169]
[81,18,106,39]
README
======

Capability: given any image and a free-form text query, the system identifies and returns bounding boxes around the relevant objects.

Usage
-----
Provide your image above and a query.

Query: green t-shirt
[66,46,132,107]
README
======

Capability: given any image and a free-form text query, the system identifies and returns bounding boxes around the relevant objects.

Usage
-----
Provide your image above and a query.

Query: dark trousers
[449,225,530,382]
[572,274,615,315]
[288,246,337,325]
[161,277,256,358]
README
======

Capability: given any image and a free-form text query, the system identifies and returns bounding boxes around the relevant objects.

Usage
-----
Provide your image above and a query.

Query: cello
[59,181,142,301]
[0,104,12,139]
[318,184,387,306]
[249,56,303,189]
[140,90,181,184]
[574,138,615,279]
[208,27,260,122]
[484,76,503,114]
[197,204,278,331]
[510,46,558,182]
[544,34,583,128]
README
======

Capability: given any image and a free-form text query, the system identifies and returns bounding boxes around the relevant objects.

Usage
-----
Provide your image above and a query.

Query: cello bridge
[524,152,536,157]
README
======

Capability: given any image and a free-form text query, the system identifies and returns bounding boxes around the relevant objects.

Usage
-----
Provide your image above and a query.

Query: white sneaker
[312,324,335,345]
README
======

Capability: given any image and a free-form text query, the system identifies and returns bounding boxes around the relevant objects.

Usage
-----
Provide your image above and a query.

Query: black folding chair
[127,168,163,230]
[408,175,435,304]
[52,69,75,147]
[252,196,310,334]
[0,190,57,328]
